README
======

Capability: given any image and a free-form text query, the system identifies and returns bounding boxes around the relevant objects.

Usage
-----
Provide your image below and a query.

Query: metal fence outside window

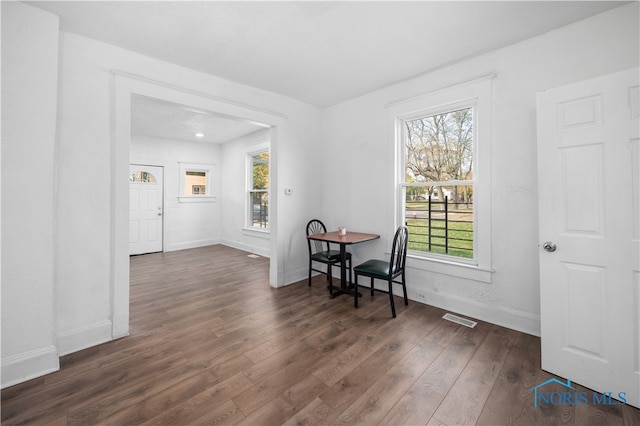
[405,196,473,258]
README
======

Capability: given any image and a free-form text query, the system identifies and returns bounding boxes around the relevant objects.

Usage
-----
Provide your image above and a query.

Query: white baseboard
[281,267,540,338]
[56,319,113,356]
[1,345,59,389]
[219,239,270,258]
[279,264,346,288]
[406,286,541,337]
[282,264,309,288]
[167,238,221,252]
[112,313,130,339]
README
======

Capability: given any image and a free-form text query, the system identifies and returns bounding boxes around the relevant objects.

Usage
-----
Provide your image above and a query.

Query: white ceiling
[27,0,627,143]
[131,94,267,144]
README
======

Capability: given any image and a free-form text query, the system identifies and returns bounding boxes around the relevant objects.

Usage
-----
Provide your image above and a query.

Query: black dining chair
[353,226,409,318]
[306,219,352,296]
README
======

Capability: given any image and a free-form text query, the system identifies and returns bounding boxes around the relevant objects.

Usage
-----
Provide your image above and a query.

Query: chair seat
[354,259,390,277]
[311,250,351,263]
[353,226,408,318]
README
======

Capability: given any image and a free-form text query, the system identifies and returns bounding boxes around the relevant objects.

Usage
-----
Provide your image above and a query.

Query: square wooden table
[306,231,380,297]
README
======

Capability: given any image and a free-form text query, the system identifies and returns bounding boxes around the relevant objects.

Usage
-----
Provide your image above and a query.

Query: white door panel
[129,164,163,255]
[537,68,639,408]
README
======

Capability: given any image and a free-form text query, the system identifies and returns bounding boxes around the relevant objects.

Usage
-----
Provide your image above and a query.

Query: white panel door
[129,164,163,255]
[537,68,639,408]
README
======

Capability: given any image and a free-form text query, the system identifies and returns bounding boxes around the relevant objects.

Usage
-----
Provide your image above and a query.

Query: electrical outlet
[416,292,427,300]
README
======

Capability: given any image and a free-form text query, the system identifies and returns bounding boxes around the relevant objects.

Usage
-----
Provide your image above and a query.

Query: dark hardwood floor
[2,245,639,425]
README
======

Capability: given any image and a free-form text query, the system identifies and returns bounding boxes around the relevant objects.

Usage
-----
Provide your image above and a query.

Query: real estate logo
[529,378,627,408]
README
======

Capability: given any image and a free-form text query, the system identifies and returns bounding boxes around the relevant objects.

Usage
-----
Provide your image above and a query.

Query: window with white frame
[185,171,207,195]
[403,106,474,259]
[178,162,215,202]
[248,150,269,229]
[392,76,492,281]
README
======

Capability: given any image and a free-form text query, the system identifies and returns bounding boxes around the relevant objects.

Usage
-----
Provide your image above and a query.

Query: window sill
[406,253,493,284]
[242,227,270,238]
[178,196,217,203]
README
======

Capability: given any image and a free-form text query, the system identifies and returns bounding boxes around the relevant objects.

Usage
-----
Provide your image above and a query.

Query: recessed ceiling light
[195,132,204,138]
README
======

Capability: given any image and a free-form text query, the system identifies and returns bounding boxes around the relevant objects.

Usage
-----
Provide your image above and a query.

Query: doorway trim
[112,70,285,338]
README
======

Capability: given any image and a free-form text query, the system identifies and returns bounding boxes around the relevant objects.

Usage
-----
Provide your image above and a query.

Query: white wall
[4,1,637,388]
[1,3,322,387]
[221,129,272,257]
[130,135,223,251]
[53,30,321,354]
[320,3,639,336]
[1,2,61,386]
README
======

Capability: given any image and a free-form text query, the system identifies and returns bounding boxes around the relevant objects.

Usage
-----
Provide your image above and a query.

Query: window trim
[389,75,494,283]
[399,102,477,265]
[178,162,216,203]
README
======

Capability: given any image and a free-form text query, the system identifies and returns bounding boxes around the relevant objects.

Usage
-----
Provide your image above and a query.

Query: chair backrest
[389,226,409,276]
[306,219,329,255]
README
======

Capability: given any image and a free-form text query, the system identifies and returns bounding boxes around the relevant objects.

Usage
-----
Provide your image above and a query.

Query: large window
[248,150,269,229]
[392,76,492,281]
[403,107,474,259]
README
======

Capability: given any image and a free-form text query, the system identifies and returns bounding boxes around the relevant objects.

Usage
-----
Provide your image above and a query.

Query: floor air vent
[442,313,477,328]
[247,254,260,259]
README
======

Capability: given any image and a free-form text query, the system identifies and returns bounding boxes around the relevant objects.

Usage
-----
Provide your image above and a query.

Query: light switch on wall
[284,188,293,195]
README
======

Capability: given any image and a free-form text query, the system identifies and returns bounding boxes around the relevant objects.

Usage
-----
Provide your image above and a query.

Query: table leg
[340,243,347,289]
[328,243,360,298]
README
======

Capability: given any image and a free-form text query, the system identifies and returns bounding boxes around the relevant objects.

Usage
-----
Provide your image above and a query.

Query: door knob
[542,241,557,252]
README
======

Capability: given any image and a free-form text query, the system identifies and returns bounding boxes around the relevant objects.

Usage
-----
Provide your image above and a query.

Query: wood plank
[189,399,246,426]
[236,396,296,426]
[98,369,225,425]
[242,303,356,364]
[430,325,520,425]
[3,245,639,426]
[380,321,492,425]
[476,332,554,426]
[310,314,415,388]
[237,374,330,425]
[332,320,463,425]
[320,317,457,415]
[280,373,332,414]
[2,351,191,425]
[231,349,326,416]
[66,364,216,425]
[243,340,323,385]
[281,397,339,426]
[231,313,372,416]
[140,372,253,425]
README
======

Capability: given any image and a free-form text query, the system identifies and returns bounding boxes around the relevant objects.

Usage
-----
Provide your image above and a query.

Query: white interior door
[537,68,639,408]
[129,164,164,255]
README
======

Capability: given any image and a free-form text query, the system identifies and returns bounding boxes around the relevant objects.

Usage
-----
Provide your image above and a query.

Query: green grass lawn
[405,218,473,258]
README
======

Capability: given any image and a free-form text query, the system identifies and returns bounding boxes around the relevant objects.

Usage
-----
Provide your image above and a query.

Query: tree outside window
[403,107,474,259]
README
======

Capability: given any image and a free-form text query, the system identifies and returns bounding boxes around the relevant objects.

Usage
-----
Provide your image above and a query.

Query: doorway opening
[113,71,286,339]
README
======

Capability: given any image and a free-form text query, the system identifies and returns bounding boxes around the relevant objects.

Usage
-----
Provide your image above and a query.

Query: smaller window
[130,171,157,183]
[185,171,206,195]
[248,151,269,229]
[178,163,215,203]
